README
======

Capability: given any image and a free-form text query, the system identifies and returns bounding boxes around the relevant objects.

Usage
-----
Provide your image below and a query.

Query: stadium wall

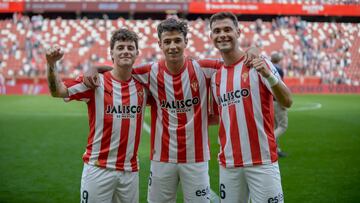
[1,78,360,95]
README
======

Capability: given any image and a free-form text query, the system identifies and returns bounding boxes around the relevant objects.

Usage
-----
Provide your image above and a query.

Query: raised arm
[251,58,293,108]
[46,45,68,98]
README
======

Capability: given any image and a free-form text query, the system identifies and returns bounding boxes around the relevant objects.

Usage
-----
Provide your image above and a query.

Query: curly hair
[110,28,139,50]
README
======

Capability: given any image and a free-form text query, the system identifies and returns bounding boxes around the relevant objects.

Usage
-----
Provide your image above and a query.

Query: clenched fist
[46,45,64,66]
[250,58,271,78]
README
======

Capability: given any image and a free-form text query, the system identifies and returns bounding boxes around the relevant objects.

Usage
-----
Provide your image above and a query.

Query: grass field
[0,95,360,203]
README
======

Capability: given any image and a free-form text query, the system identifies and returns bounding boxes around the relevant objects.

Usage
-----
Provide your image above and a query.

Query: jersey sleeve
[259,57,282,93]
[132,63,152,87]
[197,59,223,79]
[63,75,93,102]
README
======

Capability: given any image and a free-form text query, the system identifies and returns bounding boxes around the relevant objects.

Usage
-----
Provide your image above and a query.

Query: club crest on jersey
[242,72,249,82]
[191,81,199,92]
[138,90,144,97]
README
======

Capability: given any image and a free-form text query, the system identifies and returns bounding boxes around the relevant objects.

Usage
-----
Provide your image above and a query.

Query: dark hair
[110,28,139,50]
[271,52,282,64]
[157,18,188,40]
[209,12,238,29]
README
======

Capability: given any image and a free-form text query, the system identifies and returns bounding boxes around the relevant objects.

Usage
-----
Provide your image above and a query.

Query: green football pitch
[0,95,360,202]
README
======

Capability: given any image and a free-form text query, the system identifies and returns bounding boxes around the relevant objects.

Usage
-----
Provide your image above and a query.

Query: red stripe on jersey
[197,59,222,70]
[187,61,204,162]
[216,70,227,167]
[149,95,157,160]
[226,67,243,166]
[242,67,262,165]
[83,92,96,163]
[98,73,114,167]
[116,83,131,170]
[173,72,187,163]
[130,82,143,171]
[133,64,152,74]
[259,75,278,162]
[158,67,170,162]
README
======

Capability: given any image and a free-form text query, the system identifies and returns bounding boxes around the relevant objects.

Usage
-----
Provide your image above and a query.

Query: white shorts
[147,161,210,203]
[80,164,139,203]
[219,162,283,203]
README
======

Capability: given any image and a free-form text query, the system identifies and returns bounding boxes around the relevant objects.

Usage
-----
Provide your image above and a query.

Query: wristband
[266,74,279,87]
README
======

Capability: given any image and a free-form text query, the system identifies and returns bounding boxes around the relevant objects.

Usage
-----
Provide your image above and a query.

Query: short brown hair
[110,28,139,50]
[157,18,188,40]
[209,12,238,29]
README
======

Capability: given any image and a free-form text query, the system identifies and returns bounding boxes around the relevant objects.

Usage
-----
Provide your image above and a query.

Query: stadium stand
[1,13,359,86]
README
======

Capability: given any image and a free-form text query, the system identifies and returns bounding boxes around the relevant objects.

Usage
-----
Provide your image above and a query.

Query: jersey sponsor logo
[267,192,284,203]
[105,105,142,119]
[160,97,200,113]
[218,88,249,107]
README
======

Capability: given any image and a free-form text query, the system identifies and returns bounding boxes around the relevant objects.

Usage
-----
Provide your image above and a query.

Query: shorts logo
[267,193,284,203]
[195,186,210,199]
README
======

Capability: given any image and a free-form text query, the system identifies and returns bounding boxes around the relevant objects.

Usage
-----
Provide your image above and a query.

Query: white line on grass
[142,122,221,203]
[289,102,322,112]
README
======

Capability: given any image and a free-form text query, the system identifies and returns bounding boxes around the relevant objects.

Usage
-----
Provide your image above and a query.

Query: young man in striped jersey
[133,18,220,203]
[209,12,293,203]
[46,29,147,203]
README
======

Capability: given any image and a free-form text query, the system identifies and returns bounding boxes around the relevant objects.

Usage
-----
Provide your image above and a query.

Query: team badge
[242,72,249,82]
[138,90,144,97]
[191,81,199,92]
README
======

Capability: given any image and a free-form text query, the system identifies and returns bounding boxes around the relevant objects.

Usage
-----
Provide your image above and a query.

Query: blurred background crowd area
[0,0,359,87]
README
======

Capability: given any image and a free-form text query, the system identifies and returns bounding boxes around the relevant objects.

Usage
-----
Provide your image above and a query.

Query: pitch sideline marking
[142,122,221,203]
[289,102,322,112]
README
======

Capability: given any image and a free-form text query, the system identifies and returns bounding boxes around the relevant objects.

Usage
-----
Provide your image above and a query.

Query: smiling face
[111,40,139,68]
[158,30,187,64]
[210,18,240,53]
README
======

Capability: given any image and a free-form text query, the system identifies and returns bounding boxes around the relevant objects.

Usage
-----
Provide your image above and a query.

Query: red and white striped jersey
[133,58,221,163]
[64,71,147,172]
[211,56,280,168]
